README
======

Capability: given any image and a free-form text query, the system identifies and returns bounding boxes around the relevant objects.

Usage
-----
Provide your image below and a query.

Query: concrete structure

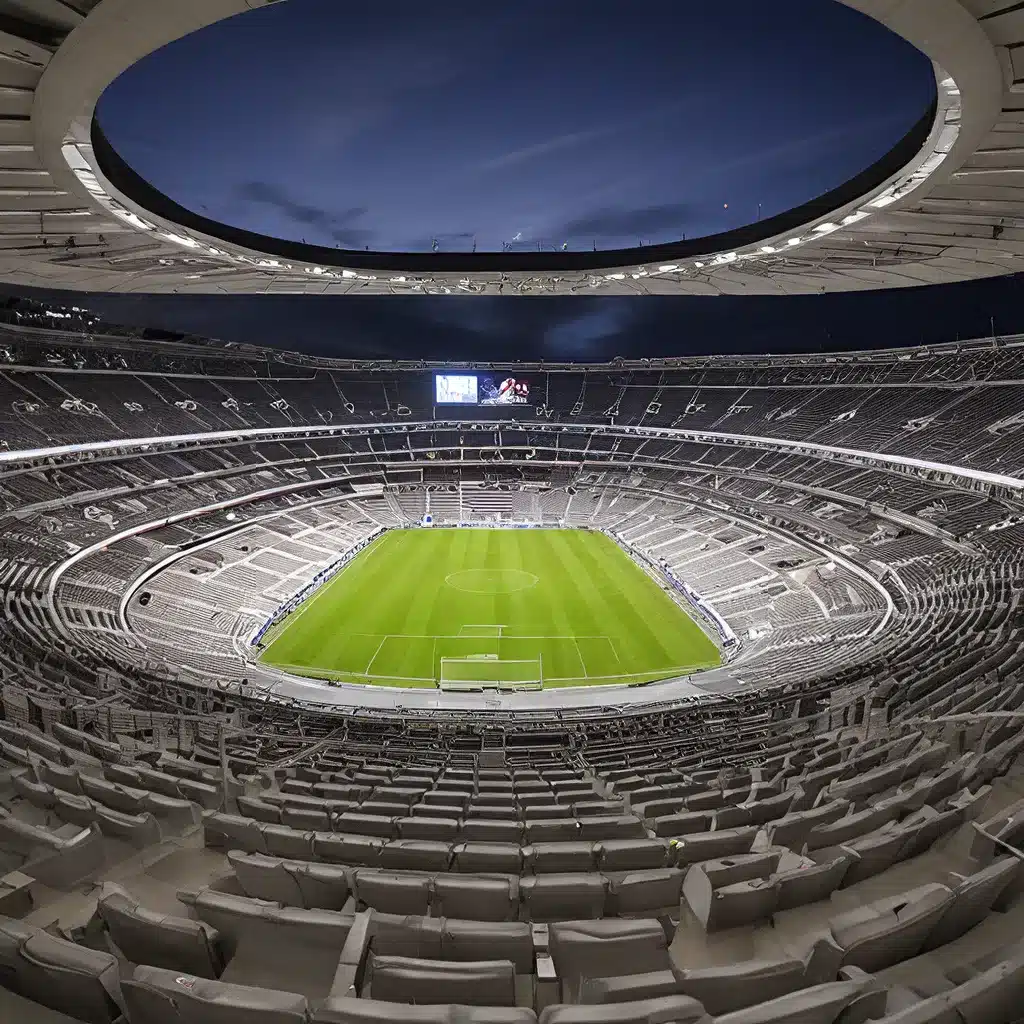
[0,0,1020,294]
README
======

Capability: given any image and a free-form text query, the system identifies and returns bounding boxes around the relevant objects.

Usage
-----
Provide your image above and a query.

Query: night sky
[17,275,1024,362]
[19,0,1024,361]
[97,0,934,254]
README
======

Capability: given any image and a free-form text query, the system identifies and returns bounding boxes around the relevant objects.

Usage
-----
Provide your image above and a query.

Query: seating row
[13,765,206,831]
[225,850,685,921]
[682,796,997,933]
[238,797,643,837]
[205,812,676,872]
[244,790,627,823]
[10,900,1024,1024]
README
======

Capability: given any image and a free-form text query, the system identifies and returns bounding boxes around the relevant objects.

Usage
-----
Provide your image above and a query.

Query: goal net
[438,654,543,692]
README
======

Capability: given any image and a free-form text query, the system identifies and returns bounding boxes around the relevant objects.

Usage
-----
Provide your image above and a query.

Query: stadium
[1,2,1024,1024]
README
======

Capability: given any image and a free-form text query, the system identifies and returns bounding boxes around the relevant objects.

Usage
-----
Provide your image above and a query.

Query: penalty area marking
[571,636,589,678]
[459,624,506,638]
[364,635,390,674]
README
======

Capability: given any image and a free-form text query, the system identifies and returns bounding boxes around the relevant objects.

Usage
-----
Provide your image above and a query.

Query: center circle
[445,569,539,595]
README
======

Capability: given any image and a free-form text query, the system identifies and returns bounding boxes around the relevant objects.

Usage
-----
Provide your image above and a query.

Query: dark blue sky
[97,0,935,254]
[16,273,1024,362]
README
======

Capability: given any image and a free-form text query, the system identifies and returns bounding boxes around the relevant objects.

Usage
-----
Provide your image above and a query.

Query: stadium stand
[2,320,1024,1021]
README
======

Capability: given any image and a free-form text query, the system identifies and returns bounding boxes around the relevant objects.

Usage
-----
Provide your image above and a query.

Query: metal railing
[971,822,1024,863]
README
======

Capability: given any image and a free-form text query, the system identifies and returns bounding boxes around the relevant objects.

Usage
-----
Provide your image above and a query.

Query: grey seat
[895,806,965,863]
[97,883,223,978]
[594,840,668,872]
[370,913,443,959]
[525,806,570,822]
[314,833,384,866]
[774,852,851,912]
[379,839,452,871]
[434,875,519,921]
[922,857,1020,952]
[715,978,880,1023]
[94,804,163,847]
[648,811,711,839]
[839,829,908,887]
[462,820,524,843]
[582,957,807,1016]
[805,805,899,851]
[830,883,954,973]
[366,954,516,1006]
[523,842,596,873]
[53,790,97,829]
[763,801,849,851]
[337,813,397,839]
[453,842,523,874]
[683,865,778,933]
[472,805,521,821]
[548,918,672,1003]
[607,869,684,918]
[229,850,306,905]
[360,802,410,818]
[0,811,105,888]
[282,806,331,831]
[314,996,538,1023]
[291,861,353,911]
[442,919,534,978]
[579,816,648,841]
[123,964,309,1024]
[31,758,82,794]
[11,771,57,809]
[398,816,459,841]
[181,890,357,998]
[520,873,606,922]
[670,826,757,865]
[261,824,315,860]
[574,801,627,817]
[525,819,581,843]
[204,812,264,852]
[537,994,708,1023]
[0,915,124,1024]
[415,803,466,820]
[354,871,432,915]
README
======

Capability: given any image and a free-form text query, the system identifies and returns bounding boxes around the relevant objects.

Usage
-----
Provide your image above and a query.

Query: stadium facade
[0,0,1022,295]
[3,322,1024,1023]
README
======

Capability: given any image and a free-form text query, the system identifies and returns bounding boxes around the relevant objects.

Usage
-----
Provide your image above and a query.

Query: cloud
[470,97,697,177]
[555,202,695,242]
[233,182,374,247]
[473,126,613,173]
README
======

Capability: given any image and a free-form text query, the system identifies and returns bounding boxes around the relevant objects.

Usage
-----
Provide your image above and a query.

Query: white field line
[269,660,714,686]
[571,637,589,678]
[363,635,391,674]
[604,636,622,665]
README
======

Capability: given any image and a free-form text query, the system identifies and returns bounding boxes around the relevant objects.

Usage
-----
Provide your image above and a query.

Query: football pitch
[258,528,721,688]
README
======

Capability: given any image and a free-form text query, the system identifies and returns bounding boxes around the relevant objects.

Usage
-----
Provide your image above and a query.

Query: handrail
[971,822,1024,863]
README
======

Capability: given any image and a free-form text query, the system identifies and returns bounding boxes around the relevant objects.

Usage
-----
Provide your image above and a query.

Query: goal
[438,654,543,692]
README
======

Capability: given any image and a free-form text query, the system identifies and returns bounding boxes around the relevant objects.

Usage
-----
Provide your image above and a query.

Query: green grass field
[258,528,720,688]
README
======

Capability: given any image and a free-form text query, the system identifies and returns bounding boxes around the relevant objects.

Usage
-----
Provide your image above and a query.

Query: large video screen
[481,376,530,405]
[435,374,478,404]
[435,373,531,406]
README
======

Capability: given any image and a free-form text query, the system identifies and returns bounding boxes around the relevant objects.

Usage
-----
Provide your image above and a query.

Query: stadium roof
[3,0,1022,295]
